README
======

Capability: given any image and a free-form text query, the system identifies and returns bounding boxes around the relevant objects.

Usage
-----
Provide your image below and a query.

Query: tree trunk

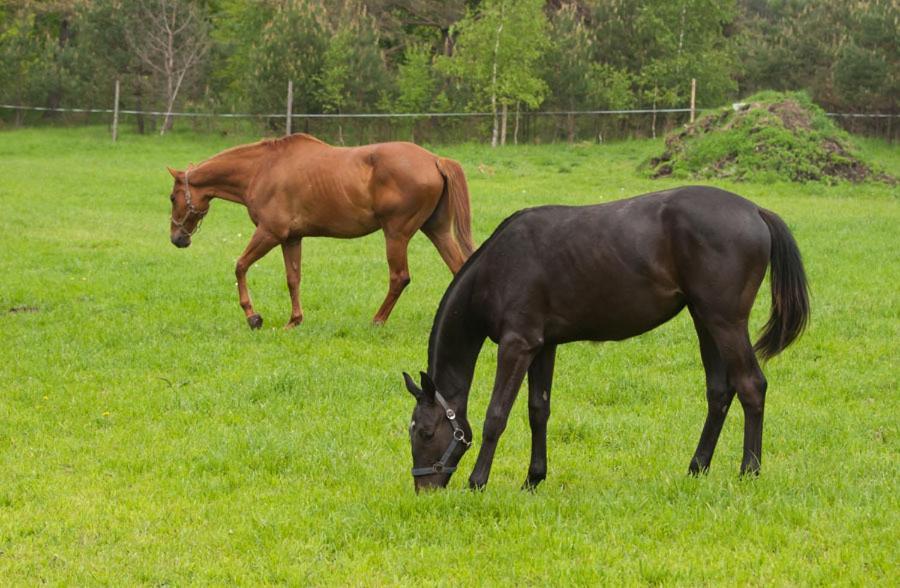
[500,103,508,146]
[442,28,453,57]
[489,2,504,148]
[514,102,520,145]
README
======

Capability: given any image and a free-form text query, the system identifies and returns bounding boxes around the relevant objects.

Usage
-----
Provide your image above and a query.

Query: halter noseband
[411,391,471,477]
[171,166,208,236]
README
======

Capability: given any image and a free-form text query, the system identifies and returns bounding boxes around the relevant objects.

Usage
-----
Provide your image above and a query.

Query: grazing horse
[167,134,474,328]
[403,186,809,492]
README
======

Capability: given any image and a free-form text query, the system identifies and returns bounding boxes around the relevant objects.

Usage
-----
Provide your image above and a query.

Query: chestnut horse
[403,186,809,492]
[167,134,474,328]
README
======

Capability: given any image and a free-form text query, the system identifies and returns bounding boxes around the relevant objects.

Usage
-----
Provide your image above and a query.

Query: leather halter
[170,166,208,236]
[411,391,471,477]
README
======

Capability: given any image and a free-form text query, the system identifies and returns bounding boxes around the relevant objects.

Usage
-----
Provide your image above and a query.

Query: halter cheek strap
[171,166,209,236]
[411,391,471,477]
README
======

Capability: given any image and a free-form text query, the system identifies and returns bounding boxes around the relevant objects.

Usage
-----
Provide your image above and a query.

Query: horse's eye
[170,194,175,203]
[418,429,434,440]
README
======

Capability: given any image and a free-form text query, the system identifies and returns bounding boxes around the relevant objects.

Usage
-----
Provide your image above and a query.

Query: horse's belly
[546,291,686,344]
[292,205,380,238]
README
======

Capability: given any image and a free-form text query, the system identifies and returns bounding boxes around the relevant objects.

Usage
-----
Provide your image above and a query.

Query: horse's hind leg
[703,320,768,475]
[422,215,467,274]
[688,310,736,474]
[524,343,557,490]
[372,232,411,325]
[281,238,303,328]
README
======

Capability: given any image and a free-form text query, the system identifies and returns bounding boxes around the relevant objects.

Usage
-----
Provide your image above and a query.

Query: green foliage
[0,5,75,107]
[646,91,892,184]
[735,0,899,113]
[544,3,634,111]
[0,0,896,140]
[593,0,738,108]
[232,1,329,114]
[316,1,388,114]
[437,0,550,111]
[394,44,437,113]
[0,127,897,583]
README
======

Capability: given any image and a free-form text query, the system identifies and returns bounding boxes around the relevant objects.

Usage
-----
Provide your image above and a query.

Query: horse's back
[466,186,771,343]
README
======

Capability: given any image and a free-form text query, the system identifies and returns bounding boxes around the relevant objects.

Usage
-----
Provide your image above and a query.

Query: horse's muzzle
[171,233,191,248]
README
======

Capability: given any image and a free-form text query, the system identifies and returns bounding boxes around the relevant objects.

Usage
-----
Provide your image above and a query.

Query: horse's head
[167,166,208,248]
[404,371,472,492]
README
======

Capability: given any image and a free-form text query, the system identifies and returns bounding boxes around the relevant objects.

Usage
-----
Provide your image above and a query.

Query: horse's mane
[426,208,531,372]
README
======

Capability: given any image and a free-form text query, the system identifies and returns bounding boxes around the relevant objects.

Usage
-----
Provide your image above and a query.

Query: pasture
[1,127,897,584]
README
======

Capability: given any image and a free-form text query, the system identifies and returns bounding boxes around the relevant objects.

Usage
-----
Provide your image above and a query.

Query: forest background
[1,0,897,142]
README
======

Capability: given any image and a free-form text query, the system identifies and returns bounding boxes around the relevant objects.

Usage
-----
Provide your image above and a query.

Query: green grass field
[1,127,897,585]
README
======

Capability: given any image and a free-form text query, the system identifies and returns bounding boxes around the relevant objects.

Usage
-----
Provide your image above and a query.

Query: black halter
[411,391,471,477]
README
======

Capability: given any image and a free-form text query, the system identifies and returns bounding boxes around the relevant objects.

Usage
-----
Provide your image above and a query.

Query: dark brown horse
[403,186,809,491]
[167,134,474,327]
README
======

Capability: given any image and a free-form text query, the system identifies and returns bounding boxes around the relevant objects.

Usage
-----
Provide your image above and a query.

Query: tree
[0,1,83,122]
[734,0,898,114]
[316,1,389,142]
[394,43,437,113]
[126,0,211,134]
[590,0,737,108]
[544,3,634,142]
[438,0,550,146]
[365,0,468,59]
[219,0,328,121]
[77,0,150,131]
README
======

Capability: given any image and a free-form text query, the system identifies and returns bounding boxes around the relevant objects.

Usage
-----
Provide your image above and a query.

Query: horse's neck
[191,145,268,205]
[427,274,487,416]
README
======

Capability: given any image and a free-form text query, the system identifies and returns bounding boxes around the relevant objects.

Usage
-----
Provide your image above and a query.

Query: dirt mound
[647,91,893,184]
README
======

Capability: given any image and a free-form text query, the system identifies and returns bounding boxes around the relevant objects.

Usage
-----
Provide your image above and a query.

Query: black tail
[754,208,810,360]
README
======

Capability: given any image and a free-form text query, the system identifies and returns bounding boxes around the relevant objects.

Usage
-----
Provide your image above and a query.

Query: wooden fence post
[690,78,697,123]
[112,79,120,142]
[286,80,293,136]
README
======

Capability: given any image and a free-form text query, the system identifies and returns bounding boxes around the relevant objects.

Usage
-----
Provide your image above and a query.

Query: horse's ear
[166,166,181,179]
[403,372,422,401]
[419,371,437,402]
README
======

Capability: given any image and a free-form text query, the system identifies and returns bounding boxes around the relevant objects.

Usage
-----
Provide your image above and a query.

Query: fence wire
[2,104,896,143]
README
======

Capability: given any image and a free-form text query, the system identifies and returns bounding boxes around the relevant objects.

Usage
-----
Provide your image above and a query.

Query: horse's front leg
[469,334,540,490]
[235,227,279,329]
[523,344,557,490]
[281,238,303,328]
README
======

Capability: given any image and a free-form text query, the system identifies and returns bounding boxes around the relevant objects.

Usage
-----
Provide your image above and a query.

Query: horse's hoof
[522,475,545,491]
[284,317,303,329]
[247,314,263,330]
[688,460,709,476]
[372,318,386,327]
